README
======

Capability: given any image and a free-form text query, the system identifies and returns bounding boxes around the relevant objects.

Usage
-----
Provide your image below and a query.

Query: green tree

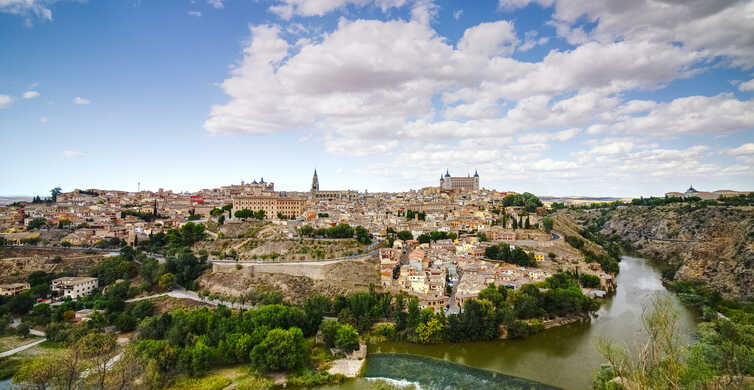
[319,320,340,348]
[250,327,308,372]
[397,230,413,241]
[234,209,253,219]
[542,217,553,233]
[335,323,360,352]
[51,187,62,202]
[416,316,445,344]
[28,217,48,230]
[158,272,176,290]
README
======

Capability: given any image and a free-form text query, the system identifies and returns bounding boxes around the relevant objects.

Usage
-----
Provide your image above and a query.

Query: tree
[580,273,601,288]
[51,187,62,202]
[397,230,413,241]
[525,216,531,229]
[28,217,48,230]
[320,320,340,348]
[417,233,431,244]
[158,272,175,291]
[542,217,553,233]
[355,225,372,245]
[250,327,308,372]
[16,322,30,337]
[335,323,360,352]
[416,316,445,344]
[79,332,118,390]
[13,354,65,389]
[234,209,253,220]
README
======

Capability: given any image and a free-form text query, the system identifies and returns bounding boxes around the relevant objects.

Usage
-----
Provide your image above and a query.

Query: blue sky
[1,0,753,198]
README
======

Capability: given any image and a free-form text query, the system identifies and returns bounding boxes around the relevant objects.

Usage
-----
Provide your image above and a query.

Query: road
[126,287,254,310]
[0,338,47,358]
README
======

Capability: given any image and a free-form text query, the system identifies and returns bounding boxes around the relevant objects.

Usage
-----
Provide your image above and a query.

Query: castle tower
[311,170,319,192]
[473,169,479,191]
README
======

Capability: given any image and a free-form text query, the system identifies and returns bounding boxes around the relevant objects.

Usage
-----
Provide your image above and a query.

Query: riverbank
[351,256,698,390]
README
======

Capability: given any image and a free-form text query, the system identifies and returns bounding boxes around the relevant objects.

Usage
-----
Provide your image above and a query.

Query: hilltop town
[0,170,617,313]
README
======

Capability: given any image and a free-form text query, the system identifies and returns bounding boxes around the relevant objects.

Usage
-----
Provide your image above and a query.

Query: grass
[167,375,232,390]
[0,335,43,353]
[0,356,28,380]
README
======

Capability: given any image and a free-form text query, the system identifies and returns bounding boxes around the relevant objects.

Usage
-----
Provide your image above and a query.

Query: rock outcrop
[599,205,754,300]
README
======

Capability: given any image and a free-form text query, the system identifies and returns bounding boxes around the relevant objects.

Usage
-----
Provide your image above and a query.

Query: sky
[1,0,753,198]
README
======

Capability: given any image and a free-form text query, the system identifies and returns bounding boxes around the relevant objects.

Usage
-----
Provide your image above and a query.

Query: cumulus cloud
[0,94,12,109]
[207,0,223,9]
[23,90,40,99]
[457,21,518,57]
[606,94,754,136]
[73,96,91,105]
[739,79,754,92]
[728,143,754,155]
[452,9,462,20]
[205,5,754,191]
[62,150,85,158]
[188,10,201,17]
[533,0,754,68]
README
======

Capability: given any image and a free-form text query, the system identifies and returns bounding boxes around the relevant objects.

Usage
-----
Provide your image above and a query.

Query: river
[320,256,698,390]
[0,256,697,390]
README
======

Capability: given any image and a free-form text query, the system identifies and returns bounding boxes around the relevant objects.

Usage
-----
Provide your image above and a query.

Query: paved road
[126,287,254,310]
[0,338,46,358]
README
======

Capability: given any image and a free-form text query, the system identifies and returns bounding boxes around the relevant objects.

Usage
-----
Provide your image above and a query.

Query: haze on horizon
[1,0,753,198]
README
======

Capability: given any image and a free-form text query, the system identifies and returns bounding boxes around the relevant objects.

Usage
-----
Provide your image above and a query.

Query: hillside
[568,205,754,300]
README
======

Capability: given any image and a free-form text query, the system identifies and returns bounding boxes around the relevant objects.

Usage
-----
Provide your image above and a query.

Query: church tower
[311,170,319,192]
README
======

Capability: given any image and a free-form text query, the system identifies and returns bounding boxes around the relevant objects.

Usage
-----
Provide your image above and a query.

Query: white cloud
[457,20,518,57]
[0,0,54,22]
[739,79,754,92]
[207,0,223,9]
[542,0,754,68]
[452,9,462,20]
[62,150,85,158]
[73,96,91,105]
[0,94,12,109]
[188,10,201,17]
[23,90,40,99]
[40,116,48,123]
[728,143,754,155]
[606,94,754,136]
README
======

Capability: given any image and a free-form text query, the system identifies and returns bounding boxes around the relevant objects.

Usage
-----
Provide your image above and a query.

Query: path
[126,287,254,310]
[0,338,46,358]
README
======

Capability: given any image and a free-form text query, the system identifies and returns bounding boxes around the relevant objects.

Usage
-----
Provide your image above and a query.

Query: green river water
[0,256,697,390]
[318,256,698,390]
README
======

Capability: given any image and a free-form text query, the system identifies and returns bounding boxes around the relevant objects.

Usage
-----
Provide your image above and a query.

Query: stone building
[440,170,479,192]
[232,192,306,219]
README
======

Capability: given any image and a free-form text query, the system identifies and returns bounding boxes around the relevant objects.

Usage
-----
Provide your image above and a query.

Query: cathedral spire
[311,169,319,192]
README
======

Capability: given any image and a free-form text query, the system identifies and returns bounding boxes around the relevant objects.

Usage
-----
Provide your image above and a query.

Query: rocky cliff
[597,205,754,300]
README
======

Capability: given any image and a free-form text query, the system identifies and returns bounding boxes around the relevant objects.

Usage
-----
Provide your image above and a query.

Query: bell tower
[311,169,319,192]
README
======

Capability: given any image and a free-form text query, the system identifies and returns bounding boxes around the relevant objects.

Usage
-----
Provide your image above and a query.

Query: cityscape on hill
[1,1,753,389]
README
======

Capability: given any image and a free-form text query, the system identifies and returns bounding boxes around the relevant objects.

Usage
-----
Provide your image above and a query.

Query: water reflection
[365,256,697,390]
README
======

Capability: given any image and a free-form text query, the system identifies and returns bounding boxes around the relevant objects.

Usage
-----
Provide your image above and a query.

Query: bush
[250,327,308,372]
[579,273,601,288]
[335,324,359,352]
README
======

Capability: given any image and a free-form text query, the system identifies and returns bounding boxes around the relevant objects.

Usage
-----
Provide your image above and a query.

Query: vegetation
[484,242,536,266]
[502,192,543,212]
[298,223,372,245]
[594,294,754,390]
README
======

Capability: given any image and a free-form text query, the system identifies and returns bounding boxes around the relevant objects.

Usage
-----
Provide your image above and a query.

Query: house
[0,282,30,296]
[51,277,98,299]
